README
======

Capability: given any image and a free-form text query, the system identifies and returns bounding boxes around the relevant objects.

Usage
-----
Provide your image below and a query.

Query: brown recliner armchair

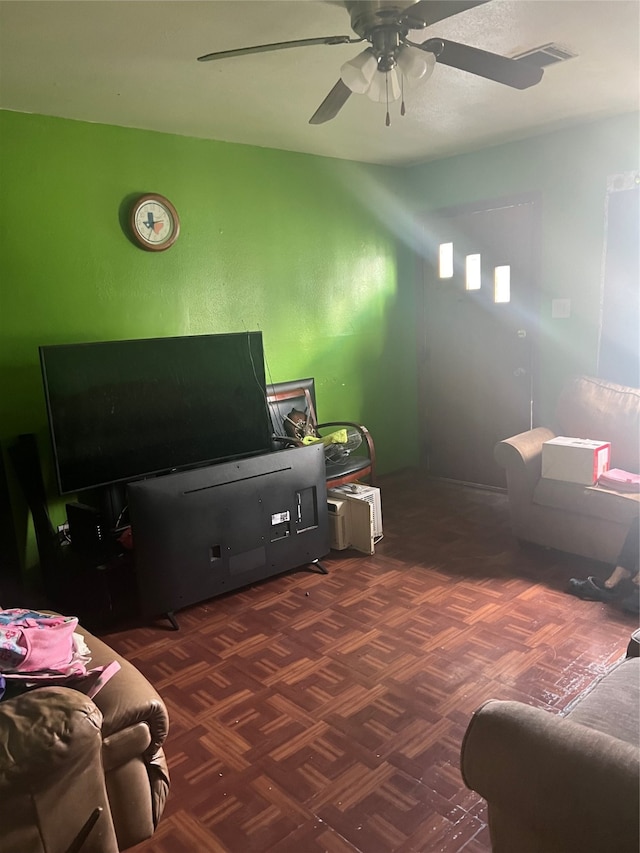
[0,622,170,853]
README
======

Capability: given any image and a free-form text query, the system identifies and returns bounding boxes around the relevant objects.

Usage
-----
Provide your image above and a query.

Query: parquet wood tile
[99,470,637,852]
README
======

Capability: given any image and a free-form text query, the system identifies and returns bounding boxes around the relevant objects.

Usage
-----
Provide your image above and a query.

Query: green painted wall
[400,111,640,423]
[0,110,418,572]
[2,108,638,575]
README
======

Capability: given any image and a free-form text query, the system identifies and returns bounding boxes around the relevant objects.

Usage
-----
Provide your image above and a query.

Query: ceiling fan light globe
[366,68,401,103]
[340,48,377,94]
[397,45,435,87]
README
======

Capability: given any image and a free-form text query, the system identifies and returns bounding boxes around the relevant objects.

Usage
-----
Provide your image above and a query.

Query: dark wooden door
[417,197,540,487]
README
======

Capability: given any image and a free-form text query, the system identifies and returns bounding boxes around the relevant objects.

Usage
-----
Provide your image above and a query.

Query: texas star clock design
[130,194,180,251]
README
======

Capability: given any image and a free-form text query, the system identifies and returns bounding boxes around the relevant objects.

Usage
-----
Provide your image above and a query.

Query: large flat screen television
[128,444,329,621]
[40,332,271,495]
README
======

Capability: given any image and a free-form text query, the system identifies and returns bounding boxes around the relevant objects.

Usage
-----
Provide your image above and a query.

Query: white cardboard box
[541,436,611,485]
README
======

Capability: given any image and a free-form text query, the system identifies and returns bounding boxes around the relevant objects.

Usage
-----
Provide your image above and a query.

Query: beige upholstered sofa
[0,622,169,853]
[460,637,640,853]
[495,375,640,564]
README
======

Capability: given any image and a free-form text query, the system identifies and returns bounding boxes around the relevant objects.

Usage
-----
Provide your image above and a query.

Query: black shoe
[567,576,622,602]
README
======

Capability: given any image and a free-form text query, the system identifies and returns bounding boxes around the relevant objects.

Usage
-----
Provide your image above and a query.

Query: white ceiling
[1,0,638,166]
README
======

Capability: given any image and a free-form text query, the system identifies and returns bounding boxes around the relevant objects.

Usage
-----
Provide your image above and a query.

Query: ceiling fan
[197,1,544,125]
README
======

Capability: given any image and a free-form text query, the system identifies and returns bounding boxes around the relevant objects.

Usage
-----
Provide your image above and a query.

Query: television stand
[305,559,329,575]
[165,611,180,631]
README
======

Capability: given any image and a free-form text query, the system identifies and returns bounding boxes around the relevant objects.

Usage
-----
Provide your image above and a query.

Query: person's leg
[618,516,640,614]
[603,564,632,588]
[616,516,639,577]
[568,516,639,601]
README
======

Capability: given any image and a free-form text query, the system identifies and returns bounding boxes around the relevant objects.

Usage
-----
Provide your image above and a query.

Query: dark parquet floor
[98,470,637,853]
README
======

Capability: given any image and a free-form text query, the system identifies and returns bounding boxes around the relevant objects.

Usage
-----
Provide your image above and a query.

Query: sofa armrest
[494,427,555,504]
[76,626,169,757]
[0,686,119,853]
[461,699,640,853]
[0,686,103,786]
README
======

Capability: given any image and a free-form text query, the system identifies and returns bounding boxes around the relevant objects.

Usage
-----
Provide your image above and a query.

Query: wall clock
[130,193,180,251]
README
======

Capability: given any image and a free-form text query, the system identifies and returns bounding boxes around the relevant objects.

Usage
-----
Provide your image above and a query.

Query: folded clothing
[598,468,640,493]
[0,609,120,700]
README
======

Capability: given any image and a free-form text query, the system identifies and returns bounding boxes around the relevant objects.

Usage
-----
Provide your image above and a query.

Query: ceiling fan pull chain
[385,73,391,127]
[400,75,406,117]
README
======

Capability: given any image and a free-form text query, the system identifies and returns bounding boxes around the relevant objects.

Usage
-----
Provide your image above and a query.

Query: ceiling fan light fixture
[366,68,401,103]
[397,44,436,87]
[340,47,377,93]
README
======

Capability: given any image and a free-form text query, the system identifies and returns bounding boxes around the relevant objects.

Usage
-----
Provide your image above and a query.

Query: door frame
[597,171,640,388]
[415,191,543,480]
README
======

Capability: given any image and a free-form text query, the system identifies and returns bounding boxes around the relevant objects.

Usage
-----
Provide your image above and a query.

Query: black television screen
[40,332,271,494]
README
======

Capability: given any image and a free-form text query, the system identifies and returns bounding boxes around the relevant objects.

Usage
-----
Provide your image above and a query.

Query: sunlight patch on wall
[329,251,396,338]
[465,254,481,290]
[494,265,511,303]
[438,242,454,278]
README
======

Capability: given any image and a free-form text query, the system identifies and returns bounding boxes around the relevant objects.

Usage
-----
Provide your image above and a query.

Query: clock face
[131,194,180,251]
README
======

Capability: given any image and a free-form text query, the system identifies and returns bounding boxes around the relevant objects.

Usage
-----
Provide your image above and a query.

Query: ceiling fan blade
[197,35,359,62]
[309,79,353,125]
[420,37,544,89]
[401,1,491,29]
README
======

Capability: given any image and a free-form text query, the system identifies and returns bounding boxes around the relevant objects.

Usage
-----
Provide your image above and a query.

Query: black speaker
[8,435,57,564]
[0,448,21,581]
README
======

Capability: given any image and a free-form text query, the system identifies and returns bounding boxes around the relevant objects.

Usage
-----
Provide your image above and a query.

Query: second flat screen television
[128,444,329,621]
[40,331,271,495]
